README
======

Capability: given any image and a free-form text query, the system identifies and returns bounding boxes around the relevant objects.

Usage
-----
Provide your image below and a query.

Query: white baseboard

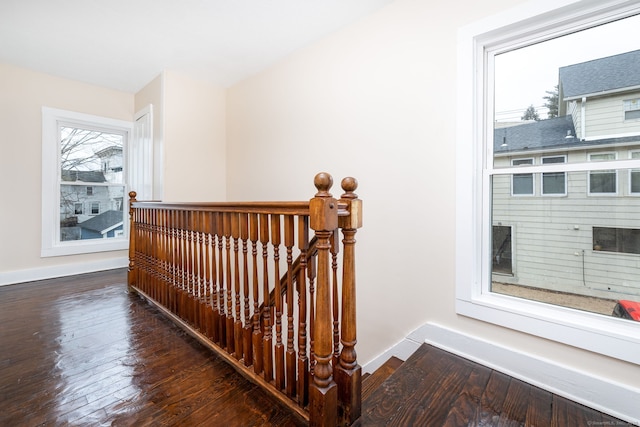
[0,257,128,286]
[363,322,639,425]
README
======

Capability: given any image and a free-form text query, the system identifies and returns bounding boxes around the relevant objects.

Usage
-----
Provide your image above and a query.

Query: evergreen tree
[543,85,559,119]
[521,104,540,121]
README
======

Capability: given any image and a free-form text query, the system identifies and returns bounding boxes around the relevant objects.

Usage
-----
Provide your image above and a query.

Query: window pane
[513,174,533,194]
[589,171,616,193]
[543,172,565,194]
[60,126,124,184]
[60,185,125,241]
[594,227,640,254]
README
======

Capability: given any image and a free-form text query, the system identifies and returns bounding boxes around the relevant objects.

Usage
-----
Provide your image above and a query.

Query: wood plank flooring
[357,343,632,426]
[0,269,304,426]
[1,269,634,426]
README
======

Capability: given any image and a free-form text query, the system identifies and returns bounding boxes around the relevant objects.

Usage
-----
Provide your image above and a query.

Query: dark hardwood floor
[0,269,304,426]
[357,344,633,426]
[1,269,633,426]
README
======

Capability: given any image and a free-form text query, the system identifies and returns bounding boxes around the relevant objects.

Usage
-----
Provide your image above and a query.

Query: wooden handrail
[127,172,362,426]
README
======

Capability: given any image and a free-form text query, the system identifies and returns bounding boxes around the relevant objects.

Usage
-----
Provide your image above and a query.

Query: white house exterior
[492,50,640,301]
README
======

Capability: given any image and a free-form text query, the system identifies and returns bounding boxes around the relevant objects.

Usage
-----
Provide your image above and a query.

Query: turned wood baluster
[224,212,235,354]
[309,172,339,427]
[210,212,221,344]
[190,211,198,325]
[331,229,340,368]
[149,209,156,297]
[203,211,214,340]
[127,192,137,291]
[170,209,179,314]
[284,214,297,398]
[272,214,285,390]
[232,212,243,360]
[198,211,208,332]
[241,213,253,367]
[152,209,161,301]
[250,213,263,374]
[335,177,363,425]
[177,210,187,319]
[260,213,273,382]
[297,215,310,407]
[216,212,226,346]
[159,209,168,307]
[308,249,317,376]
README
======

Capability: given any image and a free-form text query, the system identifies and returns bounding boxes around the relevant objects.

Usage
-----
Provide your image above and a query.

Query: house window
[630,151,640,194]
[624,98,640,120]
[589,153,617,194]
[456,0,640,368]
[593,227,640,255]
[90,202,100,215]
[541,156,566,195]
[42,107,131,257]
[511,158,533,195]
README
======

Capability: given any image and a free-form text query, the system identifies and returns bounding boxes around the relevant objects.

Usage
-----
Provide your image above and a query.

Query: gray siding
[492,148,640,300]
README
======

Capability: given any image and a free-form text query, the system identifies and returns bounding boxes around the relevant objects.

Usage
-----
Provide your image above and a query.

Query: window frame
[455,0,640,366]
[41,107,132,257]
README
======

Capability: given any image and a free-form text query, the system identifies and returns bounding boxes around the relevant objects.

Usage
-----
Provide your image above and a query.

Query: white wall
[0,63,133,283]
[226,0,637,404]
[162,71,227,202]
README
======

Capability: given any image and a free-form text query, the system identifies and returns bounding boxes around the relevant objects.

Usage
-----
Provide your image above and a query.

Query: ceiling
[0,0,393,93]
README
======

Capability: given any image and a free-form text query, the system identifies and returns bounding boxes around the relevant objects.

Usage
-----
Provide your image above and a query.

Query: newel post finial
[309,172,339,427]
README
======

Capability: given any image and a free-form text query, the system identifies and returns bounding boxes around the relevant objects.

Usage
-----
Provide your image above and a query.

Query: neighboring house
[60,146,125,241]
[492,49,640,300]
[79,210,124,239]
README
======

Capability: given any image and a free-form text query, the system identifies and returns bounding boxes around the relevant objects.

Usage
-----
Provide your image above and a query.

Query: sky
[494,13,640,122]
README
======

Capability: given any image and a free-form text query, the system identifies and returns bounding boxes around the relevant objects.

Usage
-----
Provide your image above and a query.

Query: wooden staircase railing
[127,172,362,426]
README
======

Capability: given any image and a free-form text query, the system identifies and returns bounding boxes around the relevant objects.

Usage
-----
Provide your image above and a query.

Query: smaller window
[541,155,566,195]
[90,202,100,215]
[630,151,640,194]
[624,98,640,120]
[512,158,534,195]
[87,186,93,196]
[589,153,617,194]
[74,203,83,215]
[593,227,640,254]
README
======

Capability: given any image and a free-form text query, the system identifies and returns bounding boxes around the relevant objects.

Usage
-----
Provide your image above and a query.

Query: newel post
[335,177,362,425]
[309,172,339,427]
[128,191,137,292]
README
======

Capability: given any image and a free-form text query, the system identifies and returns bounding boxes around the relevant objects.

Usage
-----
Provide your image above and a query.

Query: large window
[593,227,640,255]
[42,108,132,256]
[456,0,640,366]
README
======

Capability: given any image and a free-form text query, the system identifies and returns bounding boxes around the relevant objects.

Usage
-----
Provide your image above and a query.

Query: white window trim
[42,107,132,257]
[456,0,640,366]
